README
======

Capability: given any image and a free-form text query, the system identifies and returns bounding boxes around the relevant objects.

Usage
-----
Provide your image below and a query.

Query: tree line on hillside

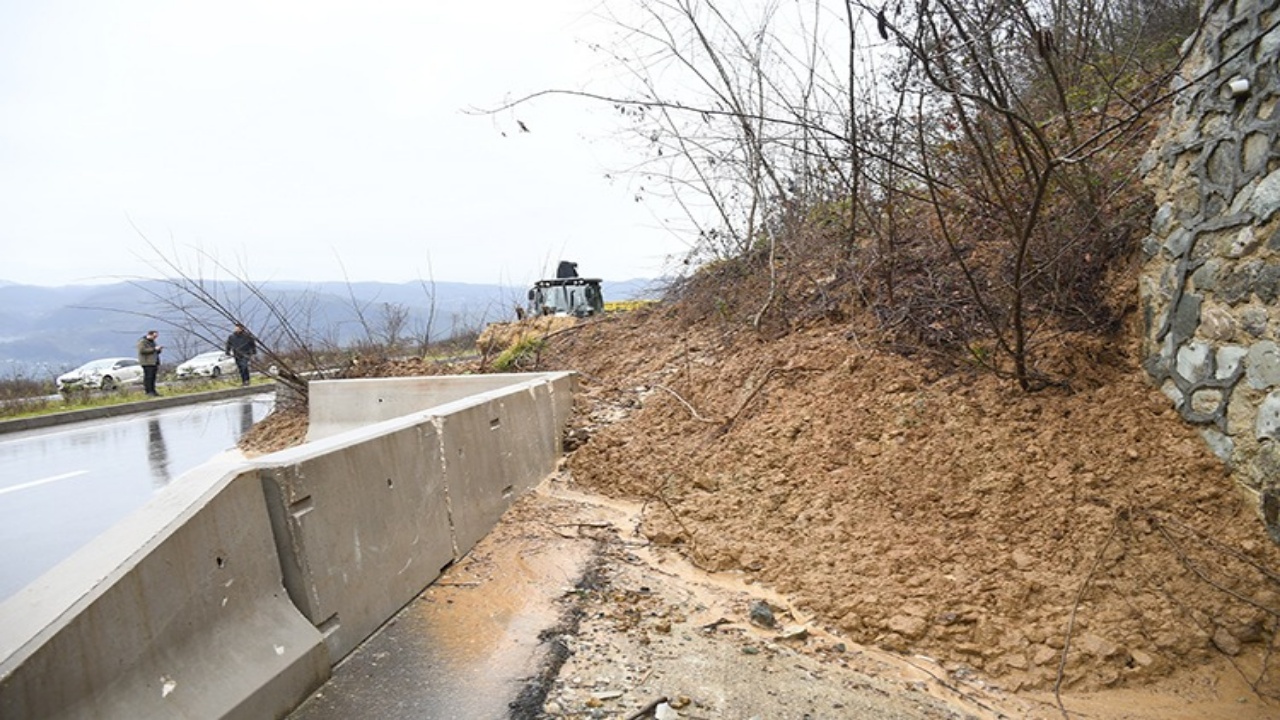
[496,0,1216,390]
[0,279,517,378]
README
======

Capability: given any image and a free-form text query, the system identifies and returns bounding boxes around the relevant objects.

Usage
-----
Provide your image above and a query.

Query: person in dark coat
[137,330,163,396]
[224,323,257,386]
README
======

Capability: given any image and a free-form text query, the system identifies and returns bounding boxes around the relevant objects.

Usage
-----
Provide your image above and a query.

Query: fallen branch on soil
[1147,512,1280,699]
[1055,514,1121,719]
[1262,626,1280,697]
[653,384,717,423]
[550,521,615,539]
[1154,514,1280,589]
[1153,519,1280,618]
[647,479,712,571]
[1122,515,1280,701]
[718,365,823,436]
[898,655,1006,718]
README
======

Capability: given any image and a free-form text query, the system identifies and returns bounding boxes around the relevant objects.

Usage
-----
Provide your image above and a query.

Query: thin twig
[1155,514,1280,586]
[1054,515,1121,719]
[649,479,712,571]
[653,383,718,423]
[1152,520,1280,618]
[897,655,1005,717]
[721,366,822,433]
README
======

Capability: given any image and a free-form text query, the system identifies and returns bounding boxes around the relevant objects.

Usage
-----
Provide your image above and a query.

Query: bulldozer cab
[527,262,604,317]
[528,277,604,317]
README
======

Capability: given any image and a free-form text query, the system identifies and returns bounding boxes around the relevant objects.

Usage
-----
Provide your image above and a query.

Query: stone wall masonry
[1140,0,1280,538]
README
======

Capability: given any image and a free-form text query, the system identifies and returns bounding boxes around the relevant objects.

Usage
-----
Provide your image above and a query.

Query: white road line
[0,470,90,497]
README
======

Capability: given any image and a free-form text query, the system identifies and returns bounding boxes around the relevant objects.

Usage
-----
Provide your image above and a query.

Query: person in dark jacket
[137,330,163,396]
[225,323,257,386]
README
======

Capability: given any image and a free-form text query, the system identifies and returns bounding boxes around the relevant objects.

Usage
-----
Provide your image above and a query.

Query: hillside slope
[239,290,1280,715]
[535,305,1280,702]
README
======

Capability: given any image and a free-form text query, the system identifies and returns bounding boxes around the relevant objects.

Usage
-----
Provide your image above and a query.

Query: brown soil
[538,308,1280,694]
[243,306,1280,717]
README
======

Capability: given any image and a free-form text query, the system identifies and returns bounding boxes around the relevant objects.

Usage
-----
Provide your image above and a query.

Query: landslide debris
[535,303,1280,699]
[238,281,1280,707]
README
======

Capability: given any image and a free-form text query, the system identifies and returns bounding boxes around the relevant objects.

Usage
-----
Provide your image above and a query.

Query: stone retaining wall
[1140,0,1280,538]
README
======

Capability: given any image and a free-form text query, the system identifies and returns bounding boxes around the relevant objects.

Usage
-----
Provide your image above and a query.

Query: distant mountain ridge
[0,277,660,378]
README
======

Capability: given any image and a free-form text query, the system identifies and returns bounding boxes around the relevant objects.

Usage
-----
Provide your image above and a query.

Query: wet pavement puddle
[288,506,592,719]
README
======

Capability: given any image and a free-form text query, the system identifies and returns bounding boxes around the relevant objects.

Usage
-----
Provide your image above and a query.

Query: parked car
[175,351,238,380]
[56,357,145,392]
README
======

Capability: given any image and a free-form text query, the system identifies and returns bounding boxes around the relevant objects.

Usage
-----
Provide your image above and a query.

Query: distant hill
[0,277,660,378]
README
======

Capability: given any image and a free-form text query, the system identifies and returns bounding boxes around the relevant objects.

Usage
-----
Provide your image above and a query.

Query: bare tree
[378,302,411,352]
[129,236,333,401]
[486,0,1205,389]
[411,265,440,355]
[863,0,1207,388]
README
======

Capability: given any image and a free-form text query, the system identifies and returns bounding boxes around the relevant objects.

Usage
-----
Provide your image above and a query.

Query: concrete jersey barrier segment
[303,373,575,442]
[0,371,576,718]
[0,457,329,719]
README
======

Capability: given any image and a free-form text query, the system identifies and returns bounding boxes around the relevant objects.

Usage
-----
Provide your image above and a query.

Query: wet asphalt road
[0,393,273,601]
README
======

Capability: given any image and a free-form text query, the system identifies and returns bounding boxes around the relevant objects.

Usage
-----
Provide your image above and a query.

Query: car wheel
[211,367,221,379]
[100,376,116,391]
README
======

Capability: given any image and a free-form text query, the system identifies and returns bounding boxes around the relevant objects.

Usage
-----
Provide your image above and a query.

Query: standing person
[225,322,257,386]
[137,330,163,396]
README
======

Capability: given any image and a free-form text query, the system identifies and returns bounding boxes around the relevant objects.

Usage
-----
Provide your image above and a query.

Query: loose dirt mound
[238,305,1280,709]
[477,315,581,355]
[536,307,1280,698]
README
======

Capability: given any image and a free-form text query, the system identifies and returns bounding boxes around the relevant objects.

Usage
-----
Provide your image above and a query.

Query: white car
[175,351,238,380]
[56,357,145,392]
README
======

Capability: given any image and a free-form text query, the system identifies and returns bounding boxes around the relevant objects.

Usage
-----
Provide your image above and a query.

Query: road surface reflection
[0,394,274,601]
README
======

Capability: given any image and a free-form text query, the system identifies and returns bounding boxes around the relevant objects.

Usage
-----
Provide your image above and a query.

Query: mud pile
[539,308,1280,696]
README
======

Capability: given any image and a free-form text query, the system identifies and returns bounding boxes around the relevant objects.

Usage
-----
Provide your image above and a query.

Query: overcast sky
[0,0,689,288]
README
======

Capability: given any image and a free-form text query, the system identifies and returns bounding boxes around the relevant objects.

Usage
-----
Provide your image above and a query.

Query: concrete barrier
[436,384,563,556]
[0,458,329,719]
[257,371,574,661]
[305,372,574,442]
[0,371,575,718]
[255,421,454,662]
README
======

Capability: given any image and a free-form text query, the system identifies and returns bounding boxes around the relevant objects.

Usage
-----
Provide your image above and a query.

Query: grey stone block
[1219,262,1258,305]
[1249,168,1280,222]
[1193,259,1221,290]
[1247,341,1280,389]
[1178,341,1213,383]
[1199,427,1235,462]
[1258,263,1280,304]
[1259,391,1280,440]
[1153,203,1176,236]
[1217,345,1249,379]
[1165,227,1194,257]
[1173,293,1203,341]
[1242,306,1270,337]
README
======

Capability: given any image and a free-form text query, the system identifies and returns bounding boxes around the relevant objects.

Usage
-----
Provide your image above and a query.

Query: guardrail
[0,372,575,719]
